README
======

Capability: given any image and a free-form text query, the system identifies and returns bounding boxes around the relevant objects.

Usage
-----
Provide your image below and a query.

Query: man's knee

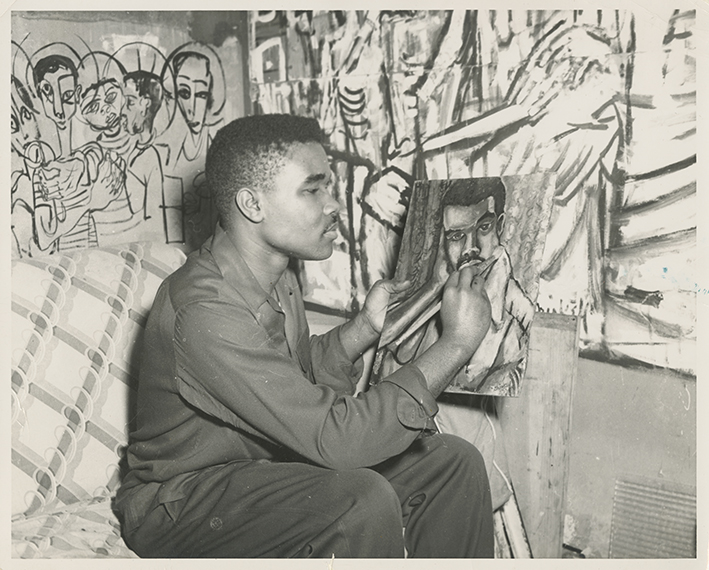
[328,468,402,519]
[316,468,404,557]
[430,433,487,473]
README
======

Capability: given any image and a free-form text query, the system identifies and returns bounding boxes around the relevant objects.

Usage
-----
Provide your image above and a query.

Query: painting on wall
[249,9,696,376]
[371,174,555,396]
[11,11,247,258]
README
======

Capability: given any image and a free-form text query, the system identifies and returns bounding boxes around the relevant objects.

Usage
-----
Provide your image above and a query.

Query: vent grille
[609,476,696,558]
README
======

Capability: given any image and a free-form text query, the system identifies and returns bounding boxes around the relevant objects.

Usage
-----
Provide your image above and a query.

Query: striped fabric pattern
[11,242,186,530]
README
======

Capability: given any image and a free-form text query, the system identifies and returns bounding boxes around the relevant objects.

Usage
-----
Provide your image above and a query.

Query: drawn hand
[90,150,126,212]
[32,149,93,242]
[34,156,84,200]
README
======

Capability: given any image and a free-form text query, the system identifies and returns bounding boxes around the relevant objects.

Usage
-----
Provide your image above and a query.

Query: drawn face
[37,66,77,130]
[258,142,341,261]
[123,79,150,135]
[175,56,211,135]
[443,197,503,272]
[80,80,125,134]
[11,96,40,156]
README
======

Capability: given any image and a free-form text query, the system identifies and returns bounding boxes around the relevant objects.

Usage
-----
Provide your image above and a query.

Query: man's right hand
[439,266,492,356]
[410,266,493,398]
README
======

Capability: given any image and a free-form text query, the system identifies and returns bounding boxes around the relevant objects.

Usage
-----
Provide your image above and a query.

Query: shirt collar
[206,224,297,317]
[207,224,273,315]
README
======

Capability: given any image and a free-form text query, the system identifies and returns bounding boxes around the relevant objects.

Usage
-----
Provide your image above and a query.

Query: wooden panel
[498,311,579,558]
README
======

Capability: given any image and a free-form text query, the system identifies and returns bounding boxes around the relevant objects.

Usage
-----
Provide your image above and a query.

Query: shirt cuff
[380,363,439,430]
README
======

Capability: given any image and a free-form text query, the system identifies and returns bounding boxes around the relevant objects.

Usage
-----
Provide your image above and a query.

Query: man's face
[443,197,502,272]
[123,79,150,135]
[80,80,125,134]
[175,56,211,135]
[37,66,77,130]
[257,142,341,261]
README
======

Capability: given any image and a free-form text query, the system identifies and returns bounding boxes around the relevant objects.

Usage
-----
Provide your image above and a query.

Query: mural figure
[162,43,226,248]
[11,23,236,254]
[113,42,174,241]
[11,74,41,258]
[120,69,167,237]
[13,40,127,255]
[29,43,81,157]
[76,52,139,242]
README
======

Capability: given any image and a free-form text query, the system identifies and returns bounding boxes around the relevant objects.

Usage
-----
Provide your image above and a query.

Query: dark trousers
[123,433,494,558]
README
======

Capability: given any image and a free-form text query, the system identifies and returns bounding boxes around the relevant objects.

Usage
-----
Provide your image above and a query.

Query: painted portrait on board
[371,174,555,396]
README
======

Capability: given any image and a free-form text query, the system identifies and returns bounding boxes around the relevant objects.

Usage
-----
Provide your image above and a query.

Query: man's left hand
[361,279,412,336]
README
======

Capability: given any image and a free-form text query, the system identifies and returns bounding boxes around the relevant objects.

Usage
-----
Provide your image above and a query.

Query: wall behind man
[564,358,696,557]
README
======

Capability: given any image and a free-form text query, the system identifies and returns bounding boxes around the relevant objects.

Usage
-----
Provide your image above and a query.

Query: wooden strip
[499,311,579,558]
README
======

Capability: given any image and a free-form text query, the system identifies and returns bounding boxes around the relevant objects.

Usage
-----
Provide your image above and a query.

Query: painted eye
[177,87,191,100]
[11,114,19,134]
[20,107,33,122]
[478,221,493,233]
[40,82,53,100]
[105,91,117,104]
[61,89,75,104]
[84,101,100,115]
[195,90,209,100]
[447,231,465,242]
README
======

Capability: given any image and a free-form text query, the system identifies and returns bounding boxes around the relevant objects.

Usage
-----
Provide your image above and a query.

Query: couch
[11,242,187,558]
[11,241,528,559]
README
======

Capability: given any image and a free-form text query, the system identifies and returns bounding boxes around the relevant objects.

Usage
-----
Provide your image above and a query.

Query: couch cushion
[11,242,186,518]
[12,496,139,559]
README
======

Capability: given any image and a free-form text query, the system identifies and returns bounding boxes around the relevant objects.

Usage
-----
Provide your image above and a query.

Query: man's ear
[235,187,263,223]
[496,213,506,238]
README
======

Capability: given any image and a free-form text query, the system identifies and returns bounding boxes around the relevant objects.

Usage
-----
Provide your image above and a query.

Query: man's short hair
[206,114,326,226]
[441,177,506,218]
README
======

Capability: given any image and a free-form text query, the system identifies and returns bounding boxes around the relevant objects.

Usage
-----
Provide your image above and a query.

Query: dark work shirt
[116,225,438,532]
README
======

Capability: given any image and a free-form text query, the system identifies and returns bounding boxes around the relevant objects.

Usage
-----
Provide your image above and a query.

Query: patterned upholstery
[11,242,187,558]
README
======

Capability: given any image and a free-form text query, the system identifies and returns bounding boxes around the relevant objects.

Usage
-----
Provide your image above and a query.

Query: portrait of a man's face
[34,55,78,130]
[123,78,149,134]
[80,79,125,134]
[443,197,503,273]
[121,71,164,137]
[174,53,212,135]
[372,174,556,396]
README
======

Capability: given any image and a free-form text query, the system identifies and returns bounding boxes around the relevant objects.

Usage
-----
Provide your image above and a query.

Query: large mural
[249,9,696,375]
[11,12,247,257]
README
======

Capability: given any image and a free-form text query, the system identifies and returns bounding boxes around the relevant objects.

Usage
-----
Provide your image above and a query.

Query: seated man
[115,114,494,558]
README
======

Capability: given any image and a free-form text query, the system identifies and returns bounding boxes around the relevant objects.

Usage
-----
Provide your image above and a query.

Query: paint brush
[387,256,498,350]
